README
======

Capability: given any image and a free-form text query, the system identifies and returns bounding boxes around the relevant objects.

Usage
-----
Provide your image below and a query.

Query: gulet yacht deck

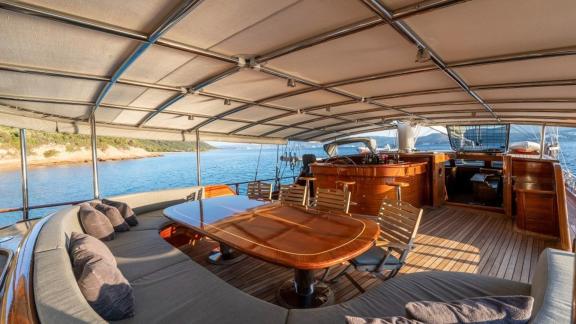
[0,0,575,322]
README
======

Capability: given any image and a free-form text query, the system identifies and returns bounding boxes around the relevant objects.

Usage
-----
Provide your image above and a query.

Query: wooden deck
[173,205,558,306]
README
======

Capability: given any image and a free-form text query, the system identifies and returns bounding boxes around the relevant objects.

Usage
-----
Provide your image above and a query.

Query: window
[414,127,451,151]
[26,129,94,219]
[97,136,199,197]
[0,126,23,226]
[447,124,509,153]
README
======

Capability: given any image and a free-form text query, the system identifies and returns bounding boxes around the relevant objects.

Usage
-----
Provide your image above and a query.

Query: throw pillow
[78,203,115,241]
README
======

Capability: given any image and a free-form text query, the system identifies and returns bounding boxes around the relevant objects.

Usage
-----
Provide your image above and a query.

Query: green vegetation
[0,126,213,153]
[43,149,59,158]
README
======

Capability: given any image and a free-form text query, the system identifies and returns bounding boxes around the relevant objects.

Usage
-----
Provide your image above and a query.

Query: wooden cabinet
[514,182,559,237]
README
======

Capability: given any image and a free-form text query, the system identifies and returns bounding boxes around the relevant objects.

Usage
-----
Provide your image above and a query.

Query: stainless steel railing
[563,169,576,194]
[0,176,298,216]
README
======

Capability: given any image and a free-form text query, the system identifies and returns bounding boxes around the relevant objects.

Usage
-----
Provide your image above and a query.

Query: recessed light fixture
[287,79,296,88]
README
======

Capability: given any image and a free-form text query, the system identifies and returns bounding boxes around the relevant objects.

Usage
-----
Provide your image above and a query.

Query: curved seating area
[33,187,574,323]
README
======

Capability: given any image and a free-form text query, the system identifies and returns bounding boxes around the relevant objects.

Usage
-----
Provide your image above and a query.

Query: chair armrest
[375,241,413,250]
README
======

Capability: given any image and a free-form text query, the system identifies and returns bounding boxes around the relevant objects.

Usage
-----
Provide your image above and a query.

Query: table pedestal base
[276,269,334,309]
[208,243,247,265]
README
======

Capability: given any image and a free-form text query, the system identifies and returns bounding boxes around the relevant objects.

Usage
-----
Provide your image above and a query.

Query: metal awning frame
[0,0,575,142]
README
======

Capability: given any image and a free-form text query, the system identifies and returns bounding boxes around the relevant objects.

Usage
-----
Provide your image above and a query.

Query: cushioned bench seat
[33,186,290,324]
[288,271,531,323]
[129,210,173,231]
[117,259,288,323]
[105,230,189,282]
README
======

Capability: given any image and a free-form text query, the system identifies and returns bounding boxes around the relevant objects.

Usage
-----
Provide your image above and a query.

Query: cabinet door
[522,192,558,236]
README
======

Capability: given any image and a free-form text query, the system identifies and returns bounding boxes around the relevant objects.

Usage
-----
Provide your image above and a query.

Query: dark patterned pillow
[102,199,138,226]
[76,252,135,320]
[93,203,130,232]
[78,203,115,241]
[69,232,116,278]
[405,295,534,324]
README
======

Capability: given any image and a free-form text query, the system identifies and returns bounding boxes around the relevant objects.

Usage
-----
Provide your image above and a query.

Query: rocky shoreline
[0,144,162,171]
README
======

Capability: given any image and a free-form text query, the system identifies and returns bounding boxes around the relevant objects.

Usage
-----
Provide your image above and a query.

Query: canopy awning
[0,0,575,143]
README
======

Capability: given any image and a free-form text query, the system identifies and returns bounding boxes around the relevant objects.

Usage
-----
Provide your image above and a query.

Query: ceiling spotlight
[297,109,303,115]
[325,106,331,112]
[287,78,296,88]
[415,46,431,63]
[355,120,359,124]
[188,115,194,120]
[224,98,231,106]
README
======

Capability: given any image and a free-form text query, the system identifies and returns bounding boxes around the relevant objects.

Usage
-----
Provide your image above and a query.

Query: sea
[1,142,575,227]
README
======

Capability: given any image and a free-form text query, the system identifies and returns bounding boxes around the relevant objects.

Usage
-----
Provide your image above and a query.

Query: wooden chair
[279,184,308,207]
[247,181,273,200]
[326,199,423,285]
[311,187,351,214]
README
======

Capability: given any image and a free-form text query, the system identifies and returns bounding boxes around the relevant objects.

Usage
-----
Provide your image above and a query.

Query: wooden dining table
[163,195,379,308]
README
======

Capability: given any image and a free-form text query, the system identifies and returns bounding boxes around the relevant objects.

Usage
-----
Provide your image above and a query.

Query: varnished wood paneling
[311,162,428,215]
[554,164,572,251]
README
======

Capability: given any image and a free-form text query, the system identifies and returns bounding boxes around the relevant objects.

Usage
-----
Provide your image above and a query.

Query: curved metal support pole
[90,117,100,199]
[195,129,202,186]
[19,128,29,219]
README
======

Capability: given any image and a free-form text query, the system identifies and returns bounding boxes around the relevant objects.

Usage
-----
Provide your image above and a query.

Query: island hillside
[0,126,213,170]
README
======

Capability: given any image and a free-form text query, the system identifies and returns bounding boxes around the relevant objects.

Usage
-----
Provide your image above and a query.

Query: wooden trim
[553,163,572,251]
[0,219,45,324]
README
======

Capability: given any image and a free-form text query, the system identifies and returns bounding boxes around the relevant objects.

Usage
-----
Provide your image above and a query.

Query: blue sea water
[0,147,335,226]
[1,141,575,228]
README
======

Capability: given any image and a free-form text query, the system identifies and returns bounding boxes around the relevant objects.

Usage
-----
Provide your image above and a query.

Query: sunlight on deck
[174,205,557,305]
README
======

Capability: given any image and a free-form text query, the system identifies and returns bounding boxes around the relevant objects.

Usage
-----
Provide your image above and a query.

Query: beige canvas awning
[0,0,575,143]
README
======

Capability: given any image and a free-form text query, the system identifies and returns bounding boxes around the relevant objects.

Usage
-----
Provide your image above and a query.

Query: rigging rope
[253,144,263,181]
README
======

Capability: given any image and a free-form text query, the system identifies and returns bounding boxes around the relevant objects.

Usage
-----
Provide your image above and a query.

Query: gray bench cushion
[35,205,83,252]
[288,272,531,324]
[529,248,574,323]
[117,261,288,324]
[35,248,106,324]
[105,230,189,282]
[132,210,173,231]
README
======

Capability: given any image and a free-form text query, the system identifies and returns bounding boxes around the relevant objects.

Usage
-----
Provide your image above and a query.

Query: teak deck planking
[169,205,557,306]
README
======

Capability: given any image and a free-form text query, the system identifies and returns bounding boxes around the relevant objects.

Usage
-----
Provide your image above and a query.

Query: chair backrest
[312,187,351,214]
[247,181,273,200]
[279,184,307,206]
[377,199,423,259]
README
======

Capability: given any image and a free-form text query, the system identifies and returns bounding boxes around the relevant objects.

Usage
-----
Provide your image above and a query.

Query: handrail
[225,176,297,195]
[0,176,298,215]
[553,163,572,251]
